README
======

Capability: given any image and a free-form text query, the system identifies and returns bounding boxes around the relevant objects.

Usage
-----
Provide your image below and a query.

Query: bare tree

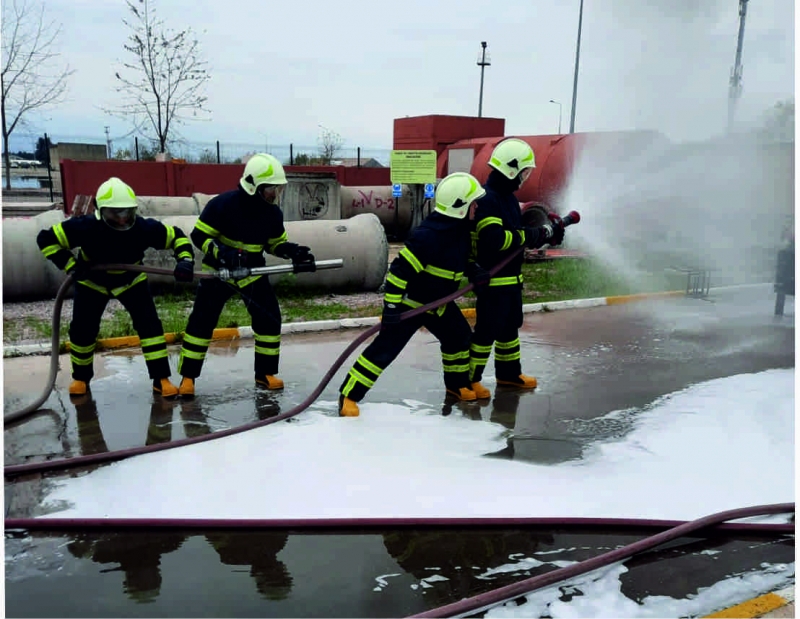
[318,126,344,164]
[1,0,72,189]
[109,0,210,156]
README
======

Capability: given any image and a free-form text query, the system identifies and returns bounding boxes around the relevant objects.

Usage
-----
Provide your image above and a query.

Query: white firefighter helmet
[94,177,138,231]
[434,172,486,219]
[240,153,288,196]
[488,138,536,180]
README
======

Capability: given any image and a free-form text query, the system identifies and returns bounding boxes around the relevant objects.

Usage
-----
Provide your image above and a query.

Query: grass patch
[3,316,53,343]
[5,259,689,344]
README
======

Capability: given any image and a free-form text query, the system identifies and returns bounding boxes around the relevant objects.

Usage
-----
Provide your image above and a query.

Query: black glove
[523,225,555,250]
[276,242,300,260]
[381,301,404,329]
[546,212,565,247]
[173,260,195,283]
[292,246,316,273]
[465,262,491,289]
[66,259,92,279]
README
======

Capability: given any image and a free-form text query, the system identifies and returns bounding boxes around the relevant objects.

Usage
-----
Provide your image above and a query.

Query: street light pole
[477,41,491,117]
[727,0,749,133]
[549,99,563,134]
[569,0,584,133]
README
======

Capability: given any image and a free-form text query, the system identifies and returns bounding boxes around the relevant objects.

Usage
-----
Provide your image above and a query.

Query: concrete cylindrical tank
[3,212,388,302]
[3,210,71,301]
[136,195,201,216]
[339,185,415,238]
[142,213,388,291]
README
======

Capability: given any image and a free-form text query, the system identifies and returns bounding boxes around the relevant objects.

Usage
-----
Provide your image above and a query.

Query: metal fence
[6,131,392,167]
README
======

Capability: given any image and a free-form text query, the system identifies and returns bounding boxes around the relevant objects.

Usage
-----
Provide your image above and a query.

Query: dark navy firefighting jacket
[36,214,193,296]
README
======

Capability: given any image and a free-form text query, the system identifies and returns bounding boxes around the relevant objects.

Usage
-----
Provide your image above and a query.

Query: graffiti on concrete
[351,189,395,210]
[298,183,330,219]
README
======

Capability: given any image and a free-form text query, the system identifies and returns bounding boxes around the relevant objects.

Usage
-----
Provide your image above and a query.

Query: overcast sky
[6,0,796,151]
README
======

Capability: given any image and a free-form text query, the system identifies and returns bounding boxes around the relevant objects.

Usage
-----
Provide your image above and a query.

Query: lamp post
[569,0,584,133]
[549,100,563,134]
[477,41,491,118]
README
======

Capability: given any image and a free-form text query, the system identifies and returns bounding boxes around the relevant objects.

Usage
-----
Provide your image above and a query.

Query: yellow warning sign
[390,150,437,184]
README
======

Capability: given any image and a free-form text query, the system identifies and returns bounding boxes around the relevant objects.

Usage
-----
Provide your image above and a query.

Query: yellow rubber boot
[256,375,284,390]
[69,380,88,396]
[153,378,179,398]
[446,387,477,401]
[338,396,360,417]
[496,374,538,389]
[471,382,491,400]
[178,377,195,397]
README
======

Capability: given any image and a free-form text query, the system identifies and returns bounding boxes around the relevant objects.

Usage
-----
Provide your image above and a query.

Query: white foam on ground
[39,368,794,522]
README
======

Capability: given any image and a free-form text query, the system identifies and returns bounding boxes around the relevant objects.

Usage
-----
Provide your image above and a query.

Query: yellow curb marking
[704,592,791,618]
[61,290,686,353]
[605,290,684,305]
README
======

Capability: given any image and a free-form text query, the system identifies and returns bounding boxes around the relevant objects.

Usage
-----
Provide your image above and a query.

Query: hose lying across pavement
[4,504,794,619]
[3,248,525,478]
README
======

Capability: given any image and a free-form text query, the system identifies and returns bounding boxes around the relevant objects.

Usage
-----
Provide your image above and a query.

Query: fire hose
[2,259,345,427]
[4,212,580,478]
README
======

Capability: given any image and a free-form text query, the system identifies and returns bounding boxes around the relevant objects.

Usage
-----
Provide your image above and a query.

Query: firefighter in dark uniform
[469,138,566,400]
[338,172,492,417]
[176,153,316,397]
[36,177,196,399]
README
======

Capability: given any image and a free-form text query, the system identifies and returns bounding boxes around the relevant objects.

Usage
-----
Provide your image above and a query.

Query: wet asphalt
[3,285,795,617]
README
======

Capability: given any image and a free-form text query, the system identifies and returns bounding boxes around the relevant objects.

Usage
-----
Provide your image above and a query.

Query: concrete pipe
[142,213,388,291]
[3,210,71,301]
[339,186,415,238]
[136,196,201,216]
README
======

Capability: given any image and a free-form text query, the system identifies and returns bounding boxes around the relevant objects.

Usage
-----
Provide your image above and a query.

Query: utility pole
[477,41,491,118]
[104,126,112,158]
[727,0,749,133]
[569,0,584,134]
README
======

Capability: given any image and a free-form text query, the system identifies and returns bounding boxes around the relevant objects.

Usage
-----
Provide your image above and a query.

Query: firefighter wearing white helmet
[94,176,139,231]
[337,172,491,418]
[176,153,315,397]
[468,137,567,399]
[487,137,537,183]
[36,176,196,399]
[239,153,288,203]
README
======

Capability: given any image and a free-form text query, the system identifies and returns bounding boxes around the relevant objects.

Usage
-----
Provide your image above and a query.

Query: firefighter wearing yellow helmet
[176,153,315,397]
[337,172,491,417]
[468,138,568,399]
[36,176,196,398]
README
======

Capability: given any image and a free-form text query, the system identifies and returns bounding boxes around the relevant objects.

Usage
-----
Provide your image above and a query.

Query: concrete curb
[703,585,794,618]
[2,284,775,358]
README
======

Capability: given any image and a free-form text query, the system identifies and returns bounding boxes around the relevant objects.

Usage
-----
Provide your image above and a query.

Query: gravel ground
[2,291,385,346]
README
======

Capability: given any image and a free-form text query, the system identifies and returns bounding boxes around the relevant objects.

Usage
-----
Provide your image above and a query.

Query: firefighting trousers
[69,280,171,382]
[177,276,282,379]
[469,284,525,383]
[339,301,472,403]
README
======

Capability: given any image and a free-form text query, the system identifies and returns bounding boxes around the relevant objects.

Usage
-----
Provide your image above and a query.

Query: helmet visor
[258,184,285,205]
[101,207,137,231]
[518,167,533,185]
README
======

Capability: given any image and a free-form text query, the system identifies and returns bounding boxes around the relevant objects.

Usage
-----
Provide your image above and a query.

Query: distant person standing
[469,138,566,399]
[176,153,316,397]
